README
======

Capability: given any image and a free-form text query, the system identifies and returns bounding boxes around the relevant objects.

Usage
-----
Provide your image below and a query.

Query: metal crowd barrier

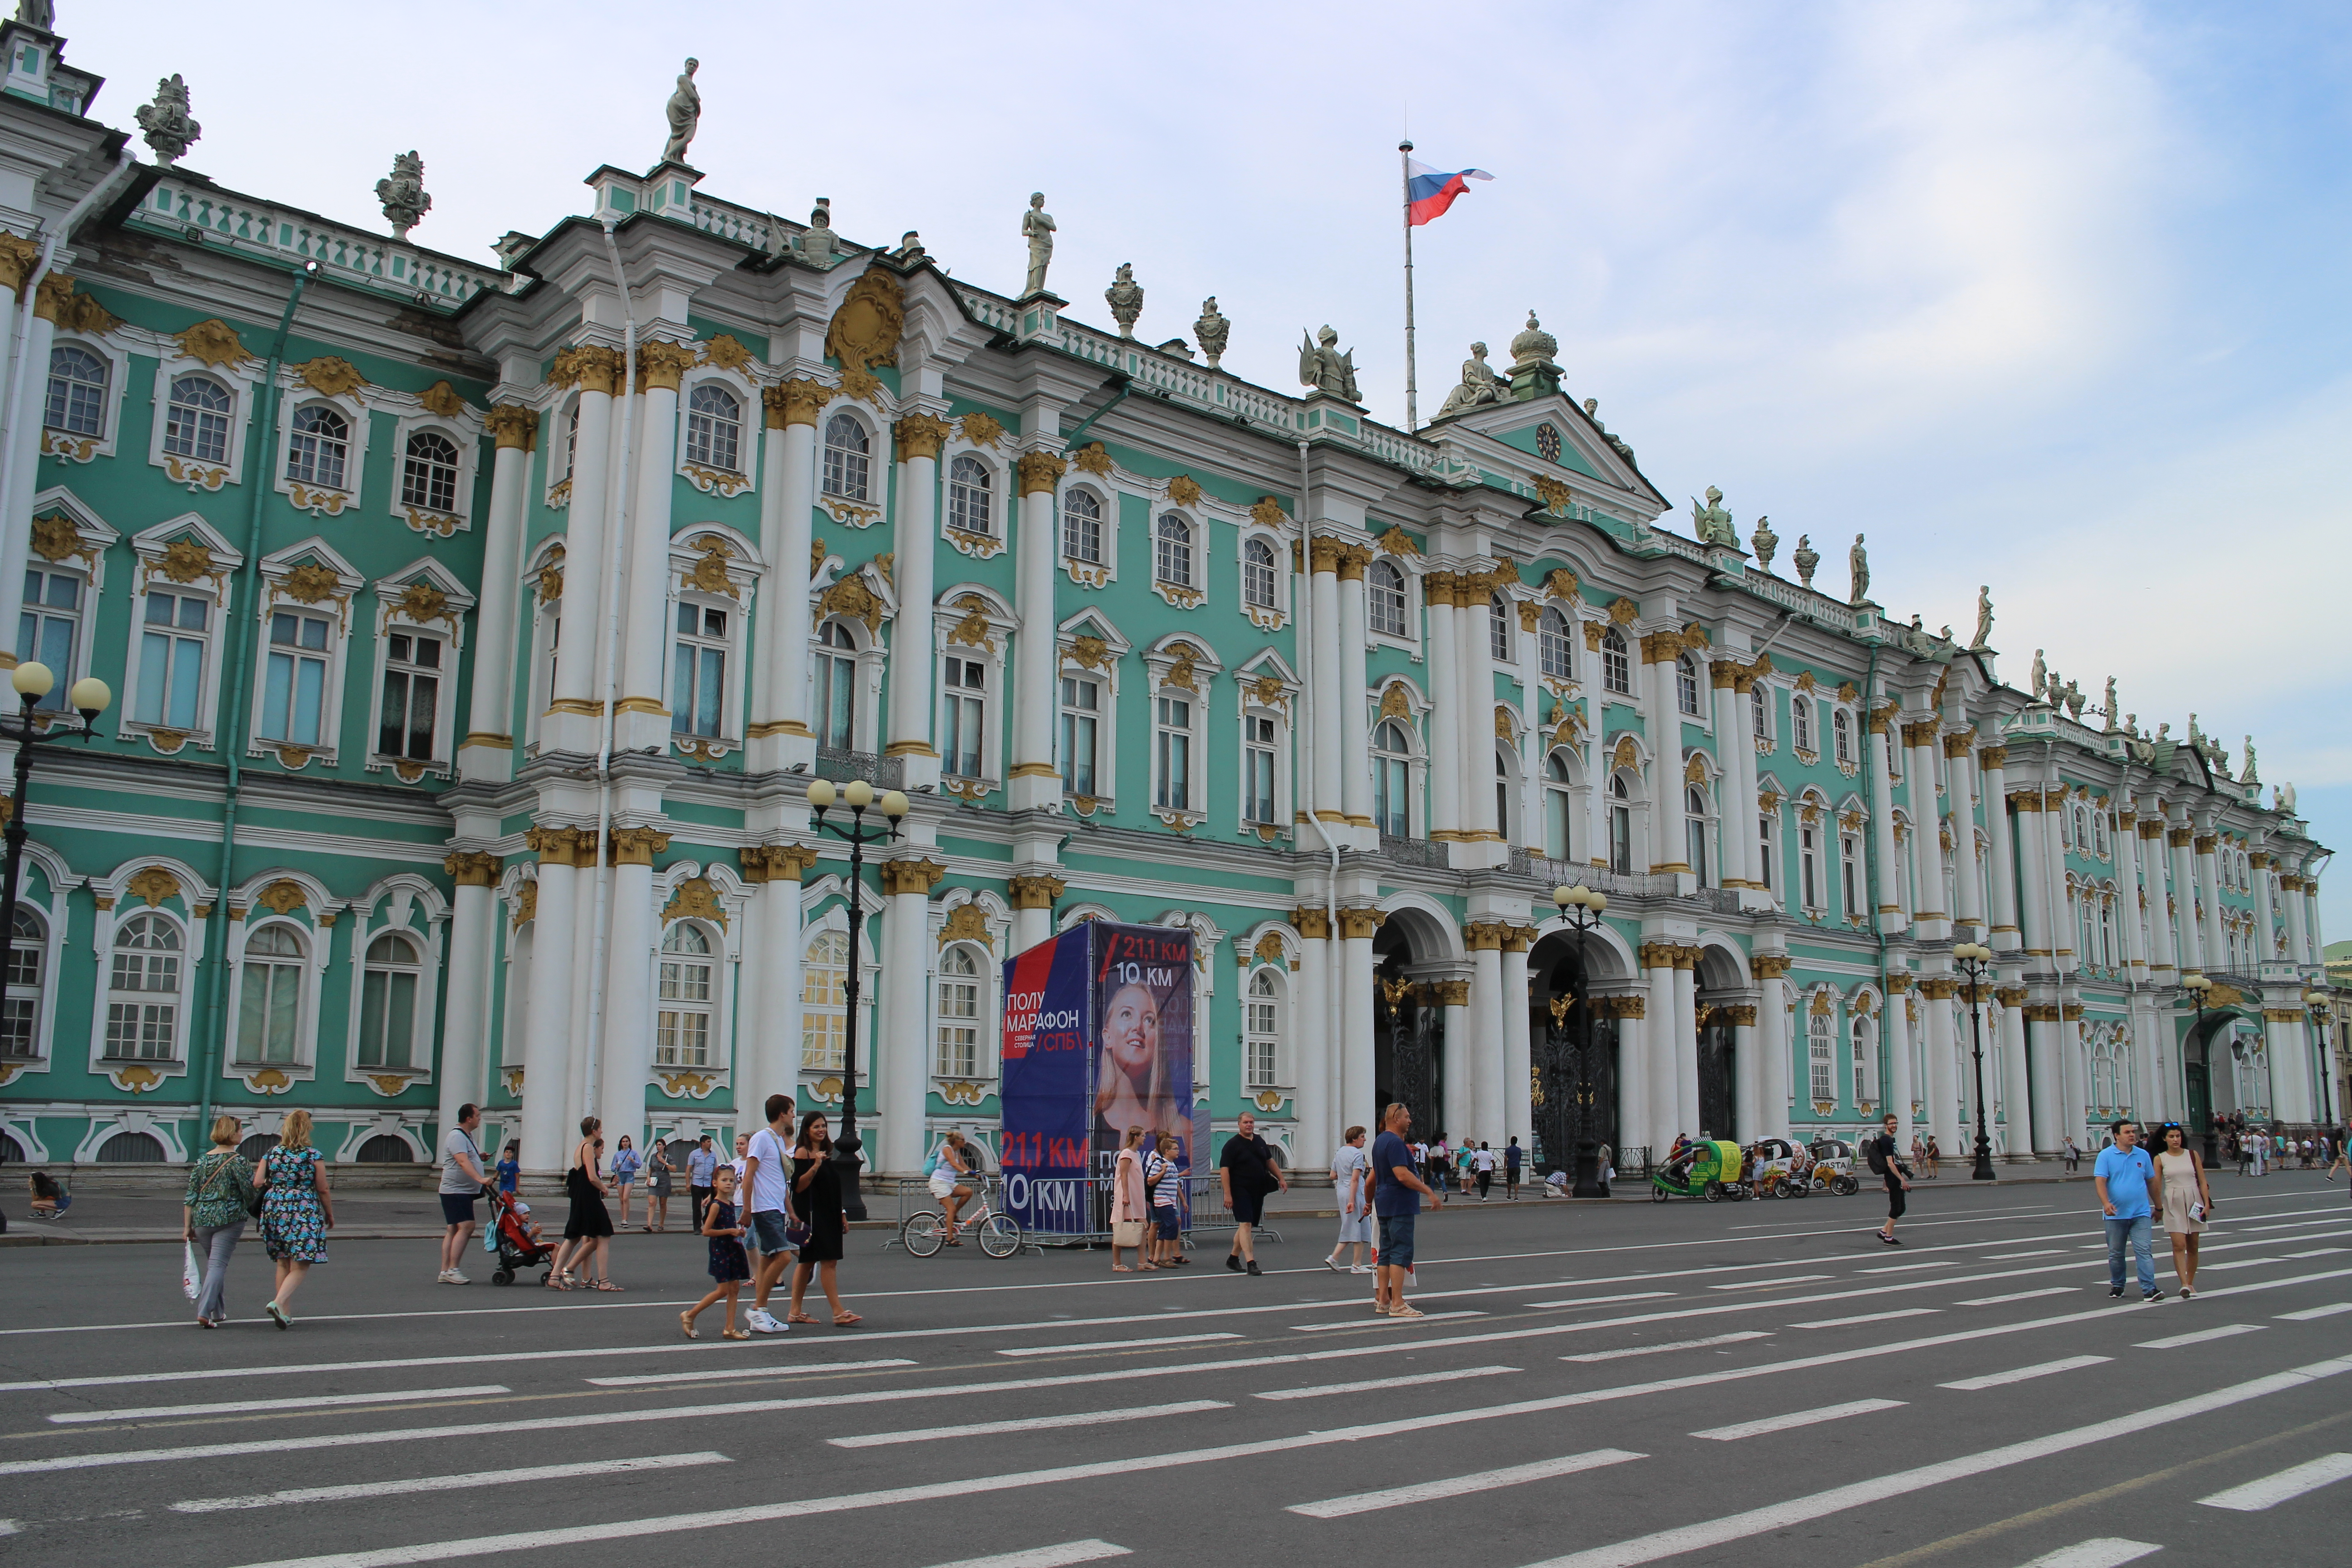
[877,1170,1283,1252]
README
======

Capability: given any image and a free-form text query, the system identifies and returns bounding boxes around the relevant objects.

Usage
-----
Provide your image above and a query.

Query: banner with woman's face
[1091,923,1194,1173]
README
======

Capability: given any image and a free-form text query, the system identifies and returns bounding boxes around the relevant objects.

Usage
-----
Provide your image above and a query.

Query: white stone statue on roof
[1690,486,1738,548]
[1020,192,1055,297]
[1436,342,1500,417]
[662,58,701,165]
[1971,585,1993,650]
[1298,325,1362,402]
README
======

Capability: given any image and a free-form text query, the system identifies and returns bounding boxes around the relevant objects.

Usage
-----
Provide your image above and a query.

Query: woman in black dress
[554,1116,620,1291]
[787,1112,860,1326]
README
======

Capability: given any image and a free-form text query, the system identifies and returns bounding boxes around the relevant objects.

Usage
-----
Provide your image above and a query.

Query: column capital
[1976,745,2007,770]
[1334,542,1374,582]
[1883,971,1913,992]
[635,338,699,392]
[1337,906,1387,940]
[2138,819,2166,839]
[2193,833,2217,855]
[1501,923,1537,953]
[1288,906,1332,940]
[443,851,503,886]
[608,827,672,867]
[2169,827,2195,848]
[1009,872,1068,910]
[1016,450,1068,495]
[880,858,947,897]
[1430,978,1471,1007]
[1309,536,1346,575]
[1916,977,1960,1000]
[1942,730,1977,759]
[1725,1003,1759,1026]
[547,344,624,396]
[0,230,36,298]
[1638,630,1686,665]
[766,377,830,428]
[487,404,540,451]
[1900,720,1940,750]
[1638,940,1677,970]
[524,825,596,866]
[1464,920,1511,951]
[1994,986,2028,1006]
[895,412,952,461]
[1606,994,1649,1019]
[1752,953,1792,978]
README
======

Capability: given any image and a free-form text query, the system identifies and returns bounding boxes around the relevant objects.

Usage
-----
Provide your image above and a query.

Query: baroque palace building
[0,18,2332,1180]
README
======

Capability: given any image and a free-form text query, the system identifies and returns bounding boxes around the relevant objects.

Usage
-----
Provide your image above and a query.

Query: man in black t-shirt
[1219,1112,1287,1275]
[1868,1112,1912,1246]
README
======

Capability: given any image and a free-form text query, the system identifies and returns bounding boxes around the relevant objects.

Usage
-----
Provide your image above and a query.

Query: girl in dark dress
[681,1164,750,1340]
[554,1116,619,1291]
[787,1112,859,1326]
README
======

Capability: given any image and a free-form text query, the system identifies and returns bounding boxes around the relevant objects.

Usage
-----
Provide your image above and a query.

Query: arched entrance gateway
[1371,907,1461,1142]
[1692,943,1753,1144]
[1526,930,1619,1182]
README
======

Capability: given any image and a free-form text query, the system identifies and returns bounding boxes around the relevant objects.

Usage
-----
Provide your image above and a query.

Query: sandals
[1389,1304,1425,1318]
[544,1273,569,1290]
[788,1311,818,1324]
[1138,1263,1159,1272]
[833,1311,863,1326]
[720,1327,751,1341]
[591,1280,625,1292]
[1112,1264,1134,1273]
[679,1313,699,1340]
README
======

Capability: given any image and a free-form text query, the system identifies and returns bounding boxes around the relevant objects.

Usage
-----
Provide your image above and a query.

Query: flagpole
[1400,139,1417,431]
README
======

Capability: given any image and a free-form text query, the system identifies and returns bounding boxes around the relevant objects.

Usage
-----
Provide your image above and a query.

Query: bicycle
[900,1179,1024,1258]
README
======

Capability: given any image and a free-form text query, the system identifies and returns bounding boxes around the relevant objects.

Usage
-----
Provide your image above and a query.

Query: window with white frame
[1676,654,1701,716]
[1602,627,1631,695]
[1155,514,1194,589]
[1809,1009,1834,1102]
[936,946,982,1078]
[684,385,742,474]
[358,930,422,1068]
[106,912,181,1060]
[1750,683,1769,740]
[947,455,993,537]
[1539,608,1572,678]
[1610,773,1634,874]
[813,621,858,750]
[1,906,41,1057]
[258,609,332,747]
[17,568,81,706]
[1372,720,1411,837]
[1852,1015,1875,1105]
[286,406,349,490]
[233,923,304,1066]
[941,655,985,779]
[1792,696,1813,753]
[1154,693,1192,810]
[1545,751,1575,860]
[671,602,729,739]
[1368,560,1409,638]
[1499,746,1518,841]
[560,403,578,481]
[656,924,714,1068]
[1246,970,1280,1088]
[1801,824,1821,908]
[1243,713,1277,824]
[802,929,848,1072]
[136,590,211,731]
[1059,675,1099,796]
[1061,489,1102,563]
[1489,594,1511,662]
[44,344,106,435]
[1841,832,1861,915]
[377,629,443,761]
[1242,539,1277,609]
[1833,707,1853,765]
[1756,813,1774,890]
[822,413,869,500]
[1686,785,1710,883]
[163,374,232,464]
[400,431,461,513]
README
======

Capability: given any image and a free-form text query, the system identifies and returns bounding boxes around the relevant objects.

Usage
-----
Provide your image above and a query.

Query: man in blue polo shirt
[1370,1101,1441,1318]
[2094,1118,2162,1302]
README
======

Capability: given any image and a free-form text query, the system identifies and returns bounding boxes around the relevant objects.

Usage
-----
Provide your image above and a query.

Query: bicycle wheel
[976,1215,1022,1258]
[900,1211,946,1257]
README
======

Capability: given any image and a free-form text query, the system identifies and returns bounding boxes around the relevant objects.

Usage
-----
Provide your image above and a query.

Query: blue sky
[85,0,2350,938]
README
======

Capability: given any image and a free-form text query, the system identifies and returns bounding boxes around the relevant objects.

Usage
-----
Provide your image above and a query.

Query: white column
[0,301,57,650]
[1292,914,1330,1160]
[2116,807,2149,980]
[459,412,535,782]
[547,354,618,738]
[519,830,584,1176]
[1501,933,1533,1150]
[2254,854,2278,963]
[1339,556,1373,830]
[1672,954,1701,1137]
[1457,580,1497,843]
[1711,670,1748,888]
[2169,826,2202,972]
[1614,999,1649,1166]
[1885,977,1916,1147]
[1339,911,1377,1131]
[2284,872,2313,965]
[1469,932,1505,1146]
[1997,985,2032,1158]
[1981,749,2022,956]
[615,350,687,749]
[2195,832,2225,971]
[1424,585,1460,838]
[2015,794,2051,963]
[1308,542,1343,824]
[437,856,500,1136]
[2026,1006,2063,1156]
[1906,724,1947,927]
[1730,666,1762,889]
[1924,979,1961,1154]
[1754,960,1790,1141]
[2141,820,2177,975]
[885,416,943,788]
[2303,877,2325,962]
[750,386,821,770]
[2130,991,2166,1123]
[598,832,664,1153]
[1871,717,1907,933]
[1732,1010,1759,1143]
[1645,952,1678,1155]
[751,846,814,1111]
[1583,623,1608,867]
[2060,1012,2090,1149]
[1949,739,1985,933]
[1647,637,1688,872]
[1007,453,1065,813]
[1009,873,1062,959]
[877,861,938,1176]
[1440,982,1472,1142]
[2266,1013,2311,1122]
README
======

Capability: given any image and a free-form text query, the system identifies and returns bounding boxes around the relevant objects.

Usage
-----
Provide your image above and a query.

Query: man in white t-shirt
[1472,1142,1498,1201]
[741,1094,798,1335]
[436,1103,489,1284]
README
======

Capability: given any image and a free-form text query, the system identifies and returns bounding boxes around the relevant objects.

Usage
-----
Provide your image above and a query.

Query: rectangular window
[1809,1024,1834,1103]
[1610,803,1633,876]
[1801,827,1818,908]
[378,631,442,761]
[1247,994,1278,1088]
[1243,714,1277,824]
[259,610,331,747]
[813,647,857,750]
[936,969,980,1078]
[1155,695,1191,811]
[105,1001,176,1059]
[941,656,986,778]
[136,590,209,730]
[1059,676,1098,797]
[670,602,728,739]
[1841,836,1860,914]
[358,967,417,1068]
[1756,817,1773,890]
[16,568,79,708]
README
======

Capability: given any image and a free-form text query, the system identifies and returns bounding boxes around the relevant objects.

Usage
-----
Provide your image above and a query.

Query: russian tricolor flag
[1406,158,1494,226]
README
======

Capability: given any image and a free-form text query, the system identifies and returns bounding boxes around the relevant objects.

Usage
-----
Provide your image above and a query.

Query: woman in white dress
[2154,1122,2212,1297]
[1327,1125,1373,1274]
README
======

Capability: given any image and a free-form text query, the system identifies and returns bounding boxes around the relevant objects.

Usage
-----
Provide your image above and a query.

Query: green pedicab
[1649,1139,1749,1202]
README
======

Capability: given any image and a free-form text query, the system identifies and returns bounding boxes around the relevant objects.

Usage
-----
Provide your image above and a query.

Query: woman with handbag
[787,1112,859,1326]
[642,1137,673,1233]
[256,1108,333,1328]
[1110,1125,1154,1272]
[611,1135,641,1230]
[2154,1122,2213,1297]
[928,1131,975,1245]
[181,1115,255,1328]
[553,1117,620,1291]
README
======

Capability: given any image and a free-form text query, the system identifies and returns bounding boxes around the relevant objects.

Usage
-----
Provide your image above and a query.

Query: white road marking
[1256,1366,1518,1401]
[1790,1309,1939,1329]
[828,1399,1227,1449]
[2280,1249,2339,1258]
[587,1358,916,1387]
[1958,1288,2076,1307]
[2195,1451,2352,1511]
[2196,1258,2283,1271]
[1857,1261,1960,1274]
[171,1453,730,1512]
[1287,1448,1644,1517]
[1562,1333,1773,1361]
[2275,1302,2352,1321]
[995,1333,1239,1357]
[1940,1356,2111,1391]
[2136,1324,2264,1350]
[1293,1311,1483,1331]
[918,1543,1130,1568]
[1709,1275,1832,1290]
[49,1385,509,1424]
[2013,1541,2161,1568]
[1984,1250,2071,1259]
[1522,1293,1676,1308]
[1689,1398,1904,1441]
[1507,1356,2352,1568]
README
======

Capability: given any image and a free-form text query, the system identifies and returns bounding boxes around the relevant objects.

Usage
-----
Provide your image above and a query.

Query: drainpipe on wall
[194,260,318,1133]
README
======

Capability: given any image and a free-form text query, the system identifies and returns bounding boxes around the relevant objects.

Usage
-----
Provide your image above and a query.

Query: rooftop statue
[1435,342,1500,417]
[1791,534,1819,588]
[662,58,701,165]
[795,198,839,267]
[892,231,927,265]
[2063,682,2085,723]
[1848,533,1870,605]
[1749,515,1778,574]
[15,0,52,29]
[2102,677,2118,732]
[376,150,430,240]
[1104,263,1143,339]
[2277,781,2296,813]
[1193,297,1230,368]
[2242,736,2258,783]
[1971,585,1993,650]
[134,73,200,167]
[1297,325,1362,402]
[1020,192,1055,297]
[2030,649,2047,701]
[1582,397,1636,465]
[1690,485,1738,548]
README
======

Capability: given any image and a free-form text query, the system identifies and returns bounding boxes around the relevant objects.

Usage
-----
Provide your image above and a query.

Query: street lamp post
[1953,941,1997,1181]
[2305,988,2333,1127]
[0,663,110,1033]
[2180,971,2217,1165]
[1551,884,1610,1198]
[804,776,908,1223]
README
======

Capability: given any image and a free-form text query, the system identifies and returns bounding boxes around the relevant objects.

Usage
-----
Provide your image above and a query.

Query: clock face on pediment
[1536,422,1562,462]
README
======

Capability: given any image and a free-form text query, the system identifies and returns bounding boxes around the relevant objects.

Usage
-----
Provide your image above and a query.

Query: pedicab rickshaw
[1747,1137,1805,1198]
[1806,1137,1863,1196]
[1650,1138,1750,1201]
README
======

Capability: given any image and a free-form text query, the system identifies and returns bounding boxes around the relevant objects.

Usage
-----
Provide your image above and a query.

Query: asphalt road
[1,1170,2347,1568]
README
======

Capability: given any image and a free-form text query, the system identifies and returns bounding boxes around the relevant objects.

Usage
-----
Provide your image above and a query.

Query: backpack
[1865,1138,1888,1176]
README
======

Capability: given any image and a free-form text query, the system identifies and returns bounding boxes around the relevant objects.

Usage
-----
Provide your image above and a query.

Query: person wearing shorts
[1371,1101,1440,1317]
[1327,1125,1373,1273]
[1504,1136,1523,1199]
[1219,1112,1285,1275]
[1146,1132,1185,1267]
[741,1095,798,1334]
[437,1104,488,1284]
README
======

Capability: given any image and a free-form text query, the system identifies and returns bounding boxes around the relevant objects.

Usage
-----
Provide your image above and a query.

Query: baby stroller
[482,1187,558,1286]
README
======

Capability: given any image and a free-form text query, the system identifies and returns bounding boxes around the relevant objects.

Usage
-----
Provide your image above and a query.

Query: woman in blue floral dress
[256,1107,334,1328]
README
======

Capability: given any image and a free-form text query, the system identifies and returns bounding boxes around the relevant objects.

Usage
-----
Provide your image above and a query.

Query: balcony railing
[813,747,903,790]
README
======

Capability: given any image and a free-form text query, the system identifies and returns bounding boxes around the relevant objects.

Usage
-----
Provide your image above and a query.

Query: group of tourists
[177,1109,333,1329]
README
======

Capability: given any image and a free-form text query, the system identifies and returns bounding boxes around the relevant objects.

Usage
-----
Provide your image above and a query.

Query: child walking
[682,1165,752,1341]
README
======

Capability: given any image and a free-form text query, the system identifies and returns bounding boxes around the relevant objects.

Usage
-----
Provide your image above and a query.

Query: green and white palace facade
[0,18,2331,1181]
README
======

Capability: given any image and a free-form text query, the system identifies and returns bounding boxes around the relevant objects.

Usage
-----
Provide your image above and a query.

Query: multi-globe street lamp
[1549,884,1610,1198]
[1952,941,1998,1181]
[2180,970,2218,1164]
[0,662,111,1032]
[804,776,907,1223]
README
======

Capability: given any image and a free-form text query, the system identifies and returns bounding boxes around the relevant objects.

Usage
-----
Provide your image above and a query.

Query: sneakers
[2108,1286,2126,1298]
[437,1269,469,1285]
[2143,1289,2166,1302]
[746,1308,786,1334]
[1349,1263,1373,1275]
[1245,1260,1263,1276]
[1323,1255,1343,1273]
[1225,1254,1243,1273]
[1876,1230,1901,1246]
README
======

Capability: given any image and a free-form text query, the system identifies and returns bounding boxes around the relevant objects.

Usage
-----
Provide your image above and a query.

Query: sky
[75,0,2352,938]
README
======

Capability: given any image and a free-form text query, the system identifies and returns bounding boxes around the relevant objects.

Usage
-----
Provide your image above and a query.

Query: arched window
[106,911,181,1060]
[286,406,349,490]
[354,1132,413,1163]
[1154,513,1194,588]
[684,384,742,473]
[1242,538,1277,608]
[1246,970,1280,1088]
[936,946,982,1077]
[821,413,869,500]
[1538,608,1572,678]
[1544,751,1576,861]
[1609,773,1634,874]
[813,621,858,750]
[400,431,461,513]
[164,374,232,463]
[947,454,994,536]
[234,924,305,1066]
[1061,489,1102,563]
[657,923,714,1068]
[1793,696,1813,753]
[44,344,107,434]
[98,1130,165,1162]
[1676,654,1700,717]
[358,931,421,1068]
[1832,707,1853,765]
[1489,594,1512,662]
[1750,683,1768,740]
[1601,627,1631,695]
[1686,784,1710,884]
[1372,720,1411,838]
[1368,560,1409,637]
[1852,1015,1875,1106]
[801,929,848,1072]
[1497,744,1516,840]
[2,906,41,1058]
[1809,1009,1835,1103]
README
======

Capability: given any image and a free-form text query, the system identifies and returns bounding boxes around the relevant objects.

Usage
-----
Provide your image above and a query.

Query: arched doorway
[1372,916,1454,1140]
[1527,932,1618,1182]
[1693,944,1751,1144]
